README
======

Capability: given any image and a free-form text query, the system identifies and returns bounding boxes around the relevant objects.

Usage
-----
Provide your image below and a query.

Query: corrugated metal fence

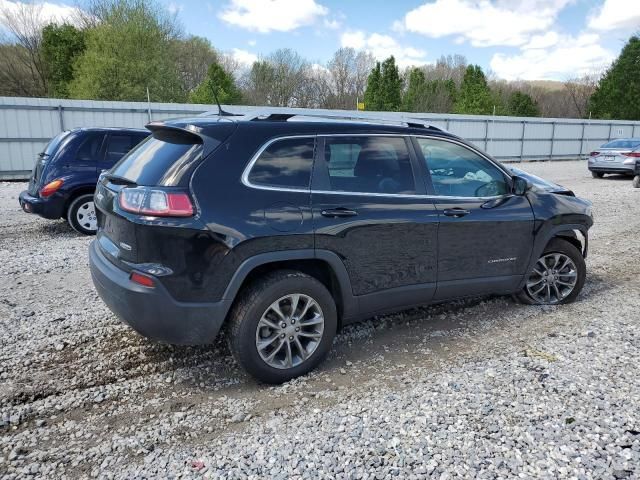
[2,96,640,180]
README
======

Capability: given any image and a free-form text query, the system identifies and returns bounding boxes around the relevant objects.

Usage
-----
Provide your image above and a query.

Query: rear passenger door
[413,136,535,300]
[311,135,439,316]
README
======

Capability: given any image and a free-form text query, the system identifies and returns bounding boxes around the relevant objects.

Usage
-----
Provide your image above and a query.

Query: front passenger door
[413,137,535,300]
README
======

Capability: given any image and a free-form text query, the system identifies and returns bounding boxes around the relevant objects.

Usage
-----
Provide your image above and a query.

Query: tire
[633,175,640,188]
[227,270,337,384]
[67,193,98,235]
[591,171,604,178]
[516,238,586,305]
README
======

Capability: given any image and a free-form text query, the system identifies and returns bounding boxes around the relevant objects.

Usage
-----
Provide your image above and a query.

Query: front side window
[416,138,509,197]
[248,137,315,189]
[323,136,415,194]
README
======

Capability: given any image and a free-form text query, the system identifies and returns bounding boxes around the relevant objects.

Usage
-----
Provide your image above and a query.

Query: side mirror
[512,175,530,196]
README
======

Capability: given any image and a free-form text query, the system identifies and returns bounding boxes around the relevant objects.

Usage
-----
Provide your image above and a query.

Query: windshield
[42,131,71,157]
[601,139,640,149]
[109,132,205,186]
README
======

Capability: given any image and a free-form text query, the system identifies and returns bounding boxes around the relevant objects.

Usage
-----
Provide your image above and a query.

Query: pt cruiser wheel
[228,270,337,384]
[67,193,98,235]
[516,238,586,305]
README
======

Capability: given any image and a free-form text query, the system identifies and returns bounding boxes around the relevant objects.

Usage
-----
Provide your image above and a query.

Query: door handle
[321,208,358,218]
[443,208,470,218]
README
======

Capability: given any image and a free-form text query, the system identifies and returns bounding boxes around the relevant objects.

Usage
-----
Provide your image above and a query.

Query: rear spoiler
[145,121,237,158]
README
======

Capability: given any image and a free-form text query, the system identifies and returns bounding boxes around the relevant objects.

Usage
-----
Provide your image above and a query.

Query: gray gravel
[1,160,639,479]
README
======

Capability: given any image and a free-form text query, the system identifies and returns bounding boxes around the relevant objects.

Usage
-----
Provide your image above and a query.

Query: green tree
[41,24,86,98]
[454,65,493,115]
[379,56,402,111]
[69,0,184,102]
[590,36,640,120]
[508,91,539,117]
[402,67,426,111]
[364,61,382,110]
[188,60,242,105]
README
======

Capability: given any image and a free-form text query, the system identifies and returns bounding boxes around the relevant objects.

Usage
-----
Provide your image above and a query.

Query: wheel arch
[63,186,98,217]
[220,249,356,328]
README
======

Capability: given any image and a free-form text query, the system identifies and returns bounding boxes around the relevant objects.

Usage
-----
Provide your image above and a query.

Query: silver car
[588,138,640,178]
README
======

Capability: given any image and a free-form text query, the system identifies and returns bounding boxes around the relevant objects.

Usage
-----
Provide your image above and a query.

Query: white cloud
[587,0,640,31]
[230,48,258,66]
[522,31,560,50]
[219,0,328,33]
[402,0,573,47]
[340,30,428,68]
[0,0,82,28]
[323,18,340,29]
[248,39,256,46]
[490,33,615,80]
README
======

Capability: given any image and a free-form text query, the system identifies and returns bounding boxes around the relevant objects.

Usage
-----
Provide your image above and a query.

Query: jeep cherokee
[89,112,594,383]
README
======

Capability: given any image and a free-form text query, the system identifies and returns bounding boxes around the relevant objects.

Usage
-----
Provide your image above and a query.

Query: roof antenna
[210,84,236,117]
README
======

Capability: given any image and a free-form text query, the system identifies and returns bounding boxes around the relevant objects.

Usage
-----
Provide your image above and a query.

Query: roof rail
[248,111,442,131]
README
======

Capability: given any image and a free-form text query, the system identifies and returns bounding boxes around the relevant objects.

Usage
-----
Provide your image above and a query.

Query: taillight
[119,187,194,217]
[589,151,599,157]
[39,179,64,197]
[130,271,155,288]
[624,152,640,158]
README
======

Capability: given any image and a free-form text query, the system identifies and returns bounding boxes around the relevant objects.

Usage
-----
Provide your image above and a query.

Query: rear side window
[110,132,203,186]
[322,136,416,194]
[75,133,104,162]
[105,134,137,164]
[43,131,71,157]
[248,137,315,189]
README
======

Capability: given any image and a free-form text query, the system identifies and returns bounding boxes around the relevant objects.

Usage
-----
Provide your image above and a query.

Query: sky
[3,0,640,81]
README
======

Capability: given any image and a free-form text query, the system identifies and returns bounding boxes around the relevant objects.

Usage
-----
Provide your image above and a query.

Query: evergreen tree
[379,56,402,111]
[402,67,426,112]
[508,91,539,117]
[41,24,86,98]
[590,36,640,120]
[454,65,493,115]
[364,61,382,111]
[188,60,242,105]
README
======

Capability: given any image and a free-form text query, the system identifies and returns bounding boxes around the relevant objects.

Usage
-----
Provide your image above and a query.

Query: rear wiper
[102,173,137,186]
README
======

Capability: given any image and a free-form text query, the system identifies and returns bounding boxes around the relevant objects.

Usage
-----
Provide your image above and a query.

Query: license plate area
[604,155,616,161]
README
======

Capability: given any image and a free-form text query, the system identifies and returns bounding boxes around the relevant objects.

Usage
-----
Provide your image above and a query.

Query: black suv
[19,128,149,234]
[90,113,593,383]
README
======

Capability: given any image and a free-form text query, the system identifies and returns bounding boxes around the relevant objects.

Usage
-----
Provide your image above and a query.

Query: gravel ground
[1,160,639,479]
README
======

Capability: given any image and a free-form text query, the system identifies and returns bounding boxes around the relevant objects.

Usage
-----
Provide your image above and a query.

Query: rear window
[602,140,640,149]
[110,131,204,186]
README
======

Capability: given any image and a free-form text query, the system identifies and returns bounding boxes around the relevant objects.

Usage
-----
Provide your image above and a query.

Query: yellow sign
[357,102,365,111]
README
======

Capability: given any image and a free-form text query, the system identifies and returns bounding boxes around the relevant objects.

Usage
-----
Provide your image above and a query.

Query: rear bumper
[18,190,65,219]
[89,240,226,345]
[588,163,634,174]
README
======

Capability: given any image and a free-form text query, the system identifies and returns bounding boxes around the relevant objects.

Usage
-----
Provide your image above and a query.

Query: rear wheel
[227,270,337,384]
[633,175,640,188]
[67,193,98,235]
[591,171,604,178]
[516,238,586,305]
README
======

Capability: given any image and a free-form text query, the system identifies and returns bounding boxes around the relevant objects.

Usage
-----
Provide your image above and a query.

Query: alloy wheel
[526,253,578,304]
[255,293,325,369]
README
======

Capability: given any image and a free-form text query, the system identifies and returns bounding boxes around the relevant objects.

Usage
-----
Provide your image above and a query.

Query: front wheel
[67,193,98,235]
[633,175,640,188]
[516,238,586,305]
[591,171,604,178]
[227,270,337,384]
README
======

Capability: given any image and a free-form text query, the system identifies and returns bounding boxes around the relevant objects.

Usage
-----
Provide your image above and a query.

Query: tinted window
[110,133,203,186]
[248,137,314,189]
[75,133,104,162]
[601,139,640,149]
[323,136,415,194]
[416,138,508,197]
[105,134,136,165]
